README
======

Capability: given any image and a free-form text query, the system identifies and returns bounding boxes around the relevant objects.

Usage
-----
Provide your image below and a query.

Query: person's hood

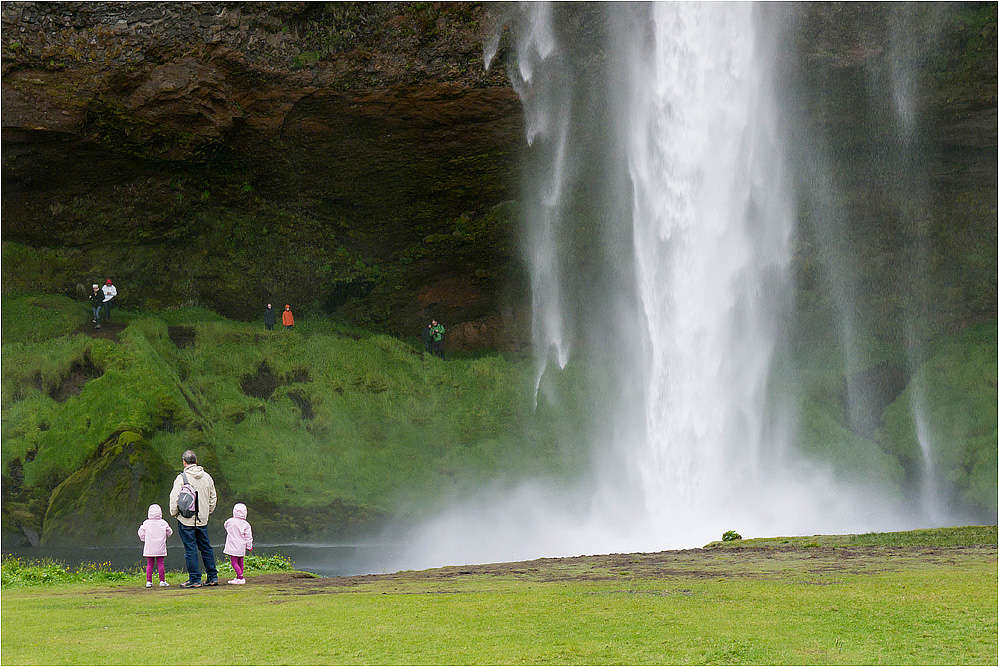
[148,504,163,520]
[184,464,205,479]
[233,503,247,520]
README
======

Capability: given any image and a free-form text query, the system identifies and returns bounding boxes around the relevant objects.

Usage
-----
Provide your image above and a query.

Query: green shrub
[217,553,295,575]
[0,557,133,588]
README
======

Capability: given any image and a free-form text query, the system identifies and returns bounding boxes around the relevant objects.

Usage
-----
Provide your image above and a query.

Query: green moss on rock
[41,430,175,546]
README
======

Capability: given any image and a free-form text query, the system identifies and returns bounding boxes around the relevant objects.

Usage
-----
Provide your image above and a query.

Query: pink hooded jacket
[223,503,254,557]
[138,504,173,557]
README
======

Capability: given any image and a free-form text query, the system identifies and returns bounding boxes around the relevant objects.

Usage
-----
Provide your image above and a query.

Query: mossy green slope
[1,294,581,544]
[2,294,996,545]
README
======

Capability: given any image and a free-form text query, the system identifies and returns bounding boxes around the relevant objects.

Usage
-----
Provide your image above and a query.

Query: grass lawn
[2,527,996,665]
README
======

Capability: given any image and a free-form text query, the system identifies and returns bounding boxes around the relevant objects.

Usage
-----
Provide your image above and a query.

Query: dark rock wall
[2,1,526,349]
[1,2,995,352]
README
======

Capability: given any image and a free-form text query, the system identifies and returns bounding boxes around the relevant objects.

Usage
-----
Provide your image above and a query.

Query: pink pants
[146,556,165,582]
[230,555,244,579]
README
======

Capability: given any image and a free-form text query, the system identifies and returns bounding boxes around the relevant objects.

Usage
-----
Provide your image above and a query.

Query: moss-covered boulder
[41,429,176,546]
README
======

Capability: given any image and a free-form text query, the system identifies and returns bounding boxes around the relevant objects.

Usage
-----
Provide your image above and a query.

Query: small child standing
[138,504,173,587]
[223,503,253,584]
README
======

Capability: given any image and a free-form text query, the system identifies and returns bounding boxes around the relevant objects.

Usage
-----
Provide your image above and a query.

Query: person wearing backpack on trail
[223,503,254,585]
[138,503,173,588]
[169,450,218,588]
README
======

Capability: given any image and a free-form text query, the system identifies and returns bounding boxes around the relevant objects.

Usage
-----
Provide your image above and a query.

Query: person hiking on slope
[429,319,445,359]
[89,284,104,329]
[101,279,117,323]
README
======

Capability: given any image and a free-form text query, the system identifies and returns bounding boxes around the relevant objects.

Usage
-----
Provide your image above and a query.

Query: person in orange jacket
[282,304,295,330]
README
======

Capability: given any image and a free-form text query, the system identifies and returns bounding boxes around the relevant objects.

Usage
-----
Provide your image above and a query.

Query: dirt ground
[236,544,997,595]
[75,321,125,343]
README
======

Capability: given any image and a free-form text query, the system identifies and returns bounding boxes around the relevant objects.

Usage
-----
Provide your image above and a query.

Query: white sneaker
[145,581,152,588]
[235,579,246,585]
[159,581,169,587]
[227,578,239,584]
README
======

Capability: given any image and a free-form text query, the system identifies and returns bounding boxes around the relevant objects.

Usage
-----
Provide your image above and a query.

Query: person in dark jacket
[423,321,433,355]
[264,303,275,330]
[89,284,104,329]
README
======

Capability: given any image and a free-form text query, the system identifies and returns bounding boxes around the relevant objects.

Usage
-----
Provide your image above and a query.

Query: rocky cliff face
[2,2,995,352]
[3,1,526,349]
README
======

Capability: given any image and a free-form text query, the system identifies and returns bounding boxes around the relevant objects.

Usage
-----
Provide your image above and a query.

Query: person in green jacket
[429,319,445,359]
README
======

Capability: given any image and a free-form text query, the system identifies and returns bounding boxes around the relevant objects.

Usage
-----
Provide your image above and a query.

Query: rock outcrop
[1,2,995,352]
[2,2,525,348]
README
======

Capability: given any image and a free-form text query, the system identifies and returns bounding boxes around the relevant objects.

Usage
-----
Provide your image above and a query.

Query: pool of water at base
[2,542,405,577]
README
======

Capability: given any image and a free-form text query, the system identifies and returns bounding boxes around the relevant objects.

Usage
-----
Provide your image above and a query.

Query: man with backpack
[429,319,446,359]
[169,450,219,588]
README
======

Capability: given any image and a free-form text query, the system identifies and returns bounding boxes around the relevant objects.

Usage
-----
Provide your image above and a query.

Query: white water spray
[610,3,793,524]
[380,3,920,572]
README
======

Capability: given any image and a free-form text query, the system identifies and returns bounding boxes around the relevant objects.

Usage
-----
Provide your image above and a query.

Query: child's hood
[147,504,163,520]
[233,503,247,520]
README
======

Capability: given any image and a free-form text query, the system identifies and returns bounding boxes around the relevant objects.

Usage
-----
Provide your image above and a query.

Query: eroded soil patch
[287,391,314,420]
[239,363,313,406]
[168,326,195,349]
[75,321,123,342]
[50,355,103,403]
[241,362,279,399]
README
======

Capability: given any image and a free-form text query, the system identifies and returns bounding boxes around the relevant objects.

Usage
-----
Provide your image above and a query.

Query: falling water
[501,2,575,404]
[605,3,795,525]
[883,4,950,522]
[380,3,933,572]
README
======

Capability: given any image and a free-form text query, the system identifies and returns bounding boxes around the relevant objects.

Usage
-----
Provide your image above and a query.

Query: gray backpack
[177,472,198,519]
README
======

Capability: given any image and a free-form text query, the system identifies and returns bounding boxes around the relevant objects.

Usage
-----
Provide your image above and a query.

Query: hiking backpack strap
[182,471,199,523]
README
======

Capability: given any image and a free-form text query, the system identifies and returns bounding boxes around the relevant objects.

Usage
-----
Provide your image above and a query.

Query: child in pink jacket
[138,504,173,587]
[223,503,253,584]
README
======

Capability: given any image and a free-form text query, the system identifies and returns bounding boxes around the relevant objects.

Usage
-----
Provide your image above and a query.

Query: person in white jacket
[101,279,117,323]
[223,503,253,584]
[138,504,173,588]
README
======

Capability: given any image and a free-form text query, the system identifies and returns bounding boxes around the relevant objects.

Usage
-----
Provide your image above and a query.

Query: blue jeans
[177,522,217,584]
[92,305,103,322]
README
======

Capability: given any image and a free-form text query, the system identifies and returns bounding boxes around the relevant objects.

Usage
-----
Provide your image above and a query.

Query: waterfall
[379,2,943,572]
[884,4,950,522]
[600,3,792,524]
